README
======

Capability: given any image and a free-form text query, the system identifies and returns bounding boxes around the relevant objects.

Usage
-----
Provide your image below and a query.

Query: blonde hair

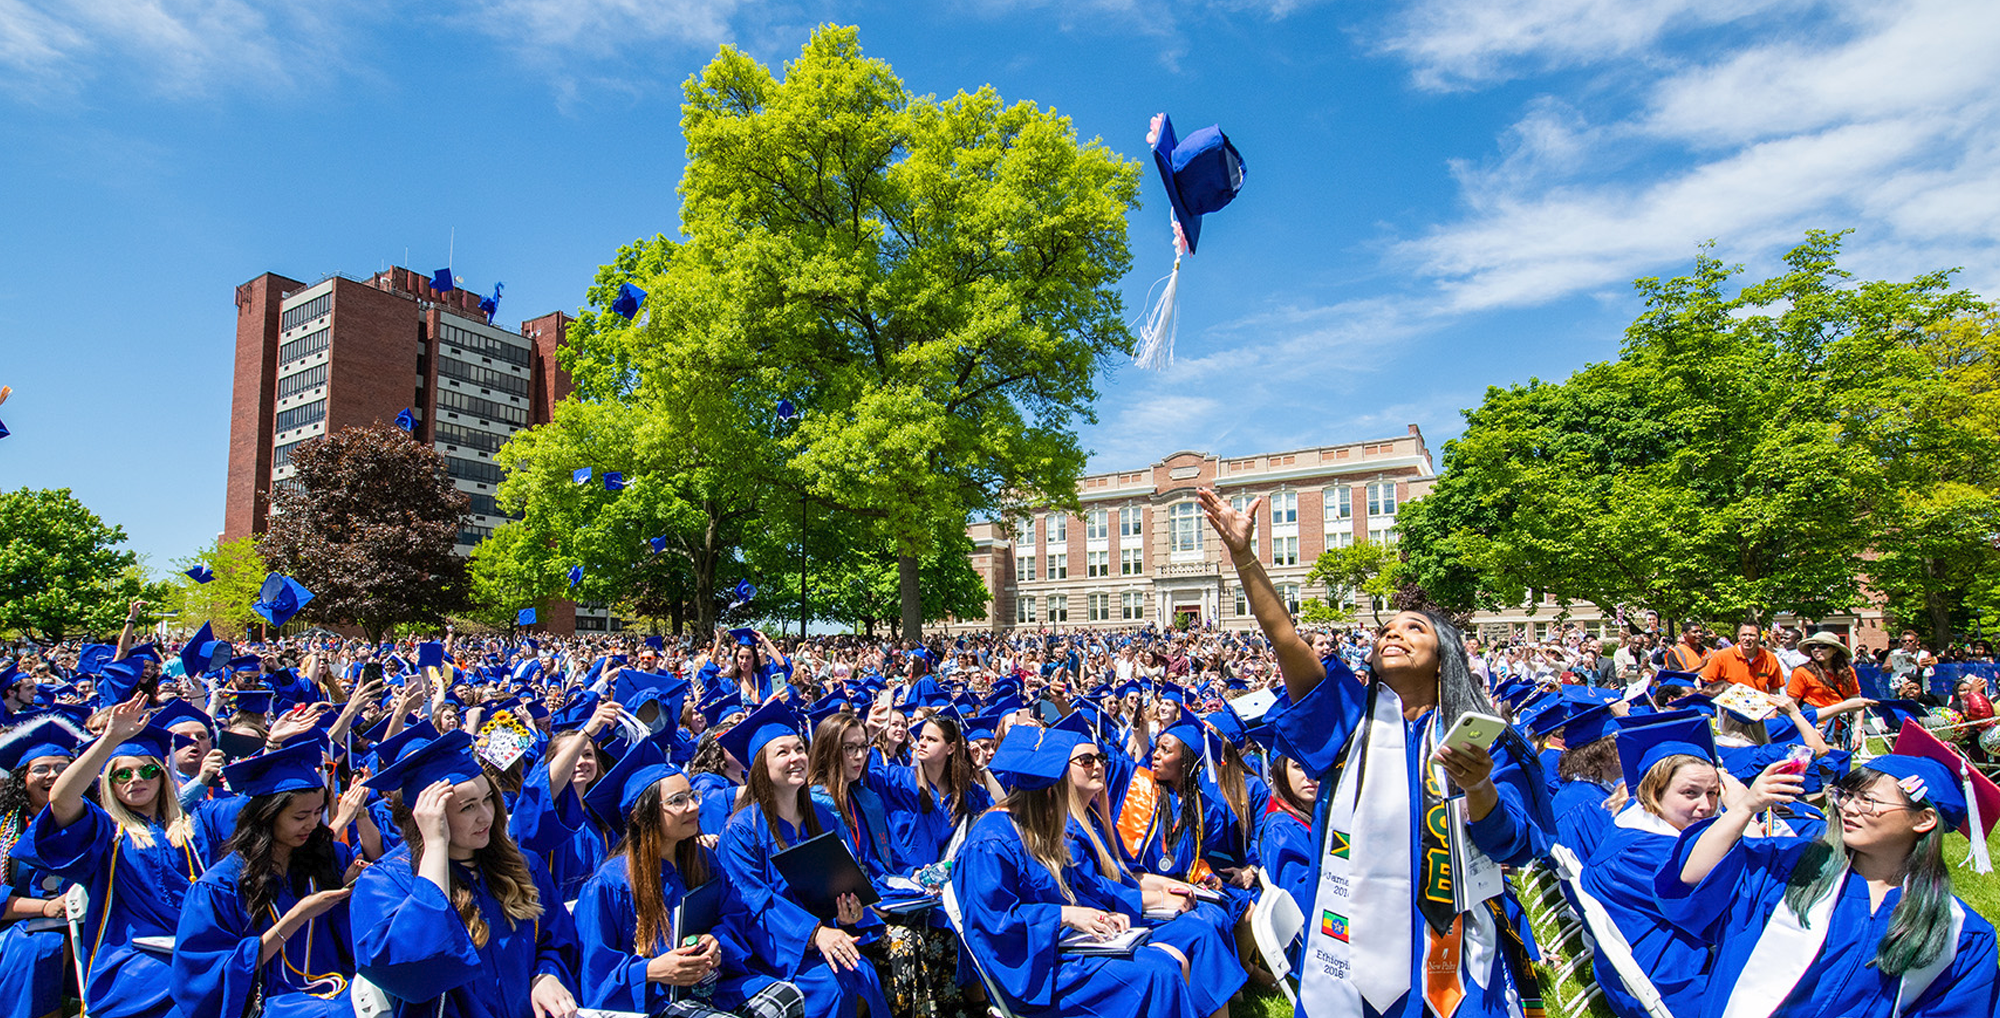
[98,755,195,850]
[1637,754,1713,817]
[1066,776,1130,885]
[1005,784,1075,904]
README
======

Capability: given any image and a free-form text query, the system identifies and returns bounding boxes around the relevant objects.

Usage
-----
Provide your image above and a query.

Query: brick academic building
[225,266,615,634]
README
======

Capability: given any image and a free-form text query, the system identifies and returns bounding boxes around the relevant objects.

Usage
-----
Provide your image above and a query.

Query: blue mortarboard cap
[603,472,624,492]
[806,694,851,730]
[988,725,1087,792]
[106,723,176,763]
[431,268,454,292]
[643,635,663,651]
[395,408,416,432]
[648,536,666,554]
[227,689,275,716]
[95,658,149,708]
[611,282,646,321]
[185,565,215,584]
[717,697,806,766]
[585,727,682,822]
[363,718,434,769]
[613,668,688,712]
[777,399,797,421]
[728,627,757,647]
[572,467,592,485]
[1653,670,1702,688]
[0,715,88,772]
[223,741,327,797]
[568,565,584,588]
[1866,753,1970,831]
[77,644,115,676]
[697,691,746,727]
[899,676,952,709]
[1616,712,1716,793]
[517,607,537,626]
[731,580,756,606]
[1205,708,1249,747]
[229,654,263,673]
[479,281,503,324]
[0,419,8,439]
[153,699,215,737]
[253,573,315,627]
[1051,706,1100,743]
[417,641,446,672]
[1148,113,1244,255]
[368,729,484,800]
[1162,703,1212,758]
[1560,702,1621,747]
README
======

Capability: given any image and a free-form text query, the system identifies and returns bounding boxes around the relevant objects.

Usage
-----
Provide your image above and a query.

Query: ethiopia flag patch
[1321,910,1350,942]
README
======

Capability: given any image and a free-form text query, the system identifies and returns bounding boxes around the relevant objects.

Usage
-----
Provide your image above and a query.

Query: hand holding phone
[1431,712,1506,761]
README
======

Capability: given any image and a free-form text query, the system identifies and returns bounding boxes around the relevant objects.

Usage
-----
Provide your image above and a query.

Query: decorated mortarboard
[153,699,216,738]
[368,729,484,800]
[610,282,646,321]
[95,657,151,708]
[77,644,116,676]
[474,706,538,770]
[517,608,537,626]
[988,725,1088,792]
[103,723,177,764]
[0,714,88,772]
[185,565,215,584]
[252,573,315,627]
[584,727,681,822]
[1616,712,1717,794]
[697,690,746,727]
[717,697,807,766]
[603,471,625,492]
[1877,721,2000,867]
[222,740,328,797]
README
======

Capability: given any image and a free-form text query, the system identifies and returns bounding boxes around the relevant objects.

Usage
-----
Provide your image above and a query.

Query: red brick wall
[521,311,573,425]
[324,279,420,436]
[224,273,301,542]
[1300,485,1326,559]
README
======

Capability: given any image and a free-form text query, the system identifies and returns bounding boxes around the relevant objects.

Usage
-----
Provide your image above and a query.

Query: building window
[1086,550,1110,577]
[1278,583,1301,615]
[1367,482,1399,517]
[1229,494,1259,554]
[444,455,505,485]
[280,293,331,331]
[1049,594,1068,623]
[1272,491,1298,525]
[437,356,531,397]
[1017,596,1035,624]
[1089,593,1111,621]
[1120,591,1145,620]
[1020,517,1036,548]
[272,440,303,469]
[1086,509,1108,541]
[437,388,529,426]
[1369,524,1399,546]
[1170,502,1202,555]
[275,399,326,432]
[277,327,330,365]
[1017,554,1036,582]
[1272,535,1299,566]
[1119,506,1143,538]
[1048,553,1068,579]
[1050,515,1067,543]
[435,423,507,454]
[1328,530,1354,549]
[1233,586,1247,616]
[1120,548,1144,575]
[277,363,328,399]
[437,322,533,368]
[1327,486,1351,520]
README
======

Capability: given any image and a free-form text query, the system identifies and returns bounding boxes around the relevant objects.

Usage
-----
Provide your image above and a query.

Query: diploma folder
[673,879,725,942]
[771,830,881,921]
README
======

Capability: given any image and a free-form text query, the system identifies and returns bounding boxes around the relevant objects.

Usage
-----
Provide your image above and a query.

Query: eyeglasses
[1070,753,1105,769]
[1829,788,1917,817]
[842,743,870,757]
[661,791,702,811]
[110,764,163,784]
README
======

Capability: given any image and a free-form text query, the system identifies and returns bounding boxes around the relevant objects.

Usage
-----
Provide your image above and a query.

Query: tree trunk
[1924,557,1953,651]
[899,553,922,642]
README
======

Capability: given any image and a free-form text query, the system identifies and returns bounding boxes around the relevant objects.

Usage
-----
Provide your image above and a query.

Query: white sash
[1550,842,1675,1018]
[1721,865,1963,1018]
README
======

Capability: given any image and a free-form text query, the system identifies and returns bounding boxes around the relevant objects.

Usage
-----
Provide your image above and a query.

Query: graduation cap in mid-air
[610,282,647,321]
[395,408,416,432]
[431,268,454,292]
[1132,111,1246,371]
[252,573,314,628]
[184,565,215,584]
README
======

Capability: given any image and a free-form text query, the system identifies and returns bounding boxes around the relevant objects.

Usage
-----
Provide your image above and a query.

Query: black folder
[673,880,725,943]
[771,830,881,921]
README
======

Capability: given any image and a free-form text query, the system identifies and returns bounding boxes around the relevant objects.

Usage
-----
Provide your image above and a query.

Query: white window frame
[1086,509,1109,542]
[1327,486,1351,520]
[1049,553,1068,579]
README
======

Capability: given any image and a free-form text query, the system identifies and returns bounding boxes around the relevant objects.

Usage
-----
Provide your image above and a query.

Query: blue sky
[4,0,1997,574]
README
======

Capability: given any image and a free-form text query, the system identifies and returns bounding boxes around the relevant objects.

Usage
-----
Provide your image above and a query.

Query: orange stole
[1115,766,1213,883]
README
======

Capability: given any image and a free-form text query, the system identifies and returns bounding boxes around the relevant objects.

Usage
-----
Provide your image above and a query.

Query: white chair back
[1249,866,1304,1007]
[63,884,90,1011]
[939,882,1019,1018]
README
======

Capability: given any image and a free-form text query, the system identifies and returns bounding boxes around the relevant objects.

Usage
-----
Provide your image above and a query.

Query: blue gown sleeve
[717,809,820,978]
[573,861,654,1012]
[510,764,586,856]
[951,821,1066,1008]
[1464,736,1548,866]
[1271,656,1370,776]
[530,853,582,986]
[17,800,112,876]
[350,855,485,1000]
[1063,824,1144,916]
[171,862,261,1018]
[1650,816,1793,943]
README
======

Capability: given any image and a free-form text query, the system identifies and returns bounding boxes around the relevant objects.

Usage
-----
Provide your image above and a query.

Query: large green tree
[0,488,154,641]
[164,535,269,639]
[259,424,471,643]
[1401,232,1989,633]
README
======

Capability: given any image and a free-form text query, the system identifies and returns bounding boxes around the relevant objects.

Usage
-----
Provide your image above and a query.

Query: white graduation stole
[1720,864,1963,1018]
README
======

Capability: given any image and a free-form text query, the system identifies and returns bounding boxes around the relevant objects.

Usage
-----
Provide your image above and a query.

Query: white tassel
[1133,251,1182,371]
[1966,766,1991,873]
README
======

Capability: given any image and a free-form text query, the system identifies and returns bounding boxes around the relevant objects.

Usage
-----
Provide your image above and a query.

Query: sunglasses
[1070,752,1106,769]
[110,764,163,784]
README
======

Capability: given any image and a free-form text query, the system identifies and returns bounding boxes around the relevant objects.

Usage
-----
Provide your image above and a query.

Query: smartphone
[1432,712,1507,759]
[1774,743,1813,777]
[361,662,384,685]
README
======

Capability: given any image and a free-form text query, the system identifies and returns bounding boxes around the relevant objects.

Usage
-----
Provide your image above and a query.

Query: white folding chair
[351,972,392,1018]
[1249,866,1304,1007]
[63,884,90,1006]
[939,882,1019,1018]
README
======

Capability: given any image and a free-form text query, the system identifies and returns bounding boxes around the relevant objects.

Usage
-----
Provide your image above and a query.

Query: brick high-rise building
[226,266,605,633]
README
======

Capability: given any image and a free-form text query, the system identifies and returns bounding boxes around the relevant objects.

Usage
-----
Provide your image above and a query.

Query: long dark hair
[225,788,345,928]
[915,713,976,824]
[1158,730,1205,850]
[620,780,710,956]
[1383,609,1544,790]
[737,741,822,850]
[393,767,542,948]
[1784,767,1955,976]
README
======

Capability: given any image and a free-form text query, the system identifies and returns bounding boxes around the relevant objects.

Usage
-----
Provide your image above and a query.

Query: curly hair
[393,767,542,948]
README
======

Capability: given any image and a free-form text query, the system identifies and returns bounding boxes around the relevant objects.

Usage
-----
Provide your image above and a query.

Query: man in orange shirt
[1662,623,1712,673]
[1700,620,1787,694]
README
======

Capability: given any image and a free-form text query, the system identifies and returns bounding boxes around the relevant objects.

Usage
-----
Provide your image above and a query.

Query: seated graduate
[1574,712,1721,1018]
[1656,724,2000,1018]
[0,715,88,1018]
[1253,748,1318,918]
[173,739,378,1018]
[1060,714,1246,1018]
[1198,489,1552,1018]
[19,693,202,1018]
[1111,700,1254,918]
[809,710,901,882]
[717,698,889,1018]
[1545,692,1626,860]
[573,727,805,1018]
[535,697,624,902]
[951,725,1199,1018]
[349,729,582,1018]
[865,699,992,869]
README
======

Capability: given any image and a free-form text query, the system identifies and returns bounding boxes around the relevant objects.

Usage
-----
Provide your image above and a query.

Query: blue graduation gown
[718,800,888,1018]
[1551,779,1616,860]
[349,844,581,1018]
[192,793,248,864]
[1106,751,1253,918]
[692,772,739,838]
[1655,818,2000,1018]
[172,847,358,1018]
[813,784,902,881]
[1063,815,1245,1016]
[1577,819,1710,1018]
[952,811,1198,1018]
[1271,660,1552,1018]
[0,847,69,1018]
[17,802,203,1018]
[1254,800,1315,917]
[867,758,991,868]
[573,850,788,1013]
